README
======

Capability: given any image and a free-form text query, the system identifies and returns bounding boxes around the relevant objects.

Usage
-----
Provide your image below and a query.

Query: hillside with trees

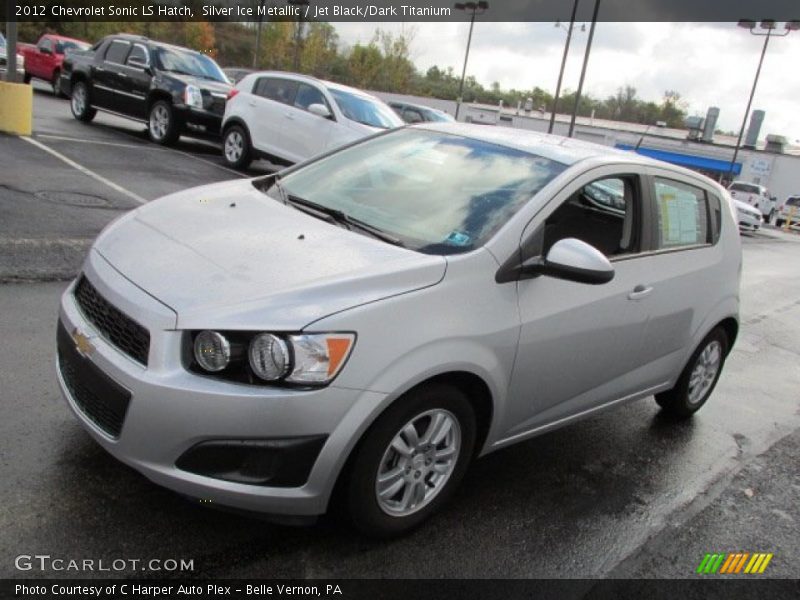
[14,20,688,128]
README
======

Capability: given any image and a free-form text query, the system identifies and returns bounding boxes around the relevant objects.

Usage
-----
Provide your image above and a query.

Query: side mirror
[308,103,332,119]
[521,238,614,284]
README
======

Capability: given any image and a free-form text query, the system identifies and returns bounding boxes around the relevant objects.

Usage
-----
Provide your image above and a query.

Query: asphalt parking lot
[1,84,799,580]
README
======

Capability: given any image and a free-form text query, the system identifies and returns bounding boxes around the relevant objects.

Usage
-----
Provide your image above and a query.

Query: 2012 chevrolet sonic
[56,124,741,537]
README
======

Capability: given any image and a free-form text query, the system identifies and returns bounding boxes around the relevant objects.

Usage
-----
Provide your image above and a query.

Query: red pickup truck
[20,34,91,96]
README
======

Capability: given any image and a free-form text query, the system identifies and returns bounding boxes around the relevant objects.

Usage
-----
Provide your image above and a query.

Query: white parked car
[221,72,403,169]
[727,181,775,223]
[733,198,763,231]
[774,195,800,228]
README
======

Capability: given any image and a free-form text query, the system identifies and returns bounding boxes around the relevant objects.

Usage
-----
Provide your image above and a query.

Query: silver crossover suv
[57,124,741,536]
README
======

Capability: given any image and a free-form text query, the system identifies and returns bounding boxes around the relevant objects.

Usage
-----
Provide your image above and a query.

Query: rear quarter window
[653,178,712,249]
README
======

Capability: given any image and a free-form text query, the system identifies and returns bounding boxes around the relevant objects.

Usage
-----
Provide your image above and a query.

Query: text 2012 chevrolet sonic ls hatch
[57,124,741,536]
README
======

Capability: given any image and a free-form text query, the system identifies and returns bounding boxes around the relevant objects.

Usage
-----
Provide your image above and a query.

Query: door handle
[248,100,256,107]
[628,285,653,301]
[95,66,105,72]
[118,72,128,78]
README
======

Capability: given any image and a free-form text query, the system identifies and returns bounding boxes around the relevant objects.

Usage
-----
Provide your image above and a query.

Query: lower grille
[74,276,150,365]
[57,321,131,438]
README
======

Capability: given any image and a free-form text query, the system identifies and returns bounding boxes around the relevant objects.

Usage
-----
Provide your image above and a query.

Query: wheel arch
[146,89,173,112]
[327,369,494,512]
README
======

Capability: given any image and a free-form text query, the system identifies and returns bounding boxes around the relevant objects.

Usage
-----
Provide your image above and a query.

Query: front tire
[344,383,476,538]
[148,100,180,145]
[222,125,253,169]
[70,81,96,122]
[655,327,729,419]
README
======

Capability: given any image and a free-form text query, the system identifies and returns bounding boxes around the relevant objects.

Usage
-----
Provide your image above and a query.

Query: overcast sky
[334,22,800,143]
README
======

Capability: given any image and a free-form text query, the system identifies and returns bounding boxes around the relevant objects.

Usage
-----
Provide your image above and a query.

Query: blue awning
[615,144,741,175]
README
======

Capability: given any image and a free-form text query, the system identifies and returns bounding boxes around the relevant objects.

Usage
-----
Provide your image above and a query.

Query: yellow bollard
[784,206,796,231]
[0,81,33,136]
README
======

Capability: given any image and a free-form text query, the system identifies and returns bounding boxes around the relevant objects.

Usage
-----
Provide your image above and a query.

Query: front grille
[74,276,150,365]
[57,321,132,438]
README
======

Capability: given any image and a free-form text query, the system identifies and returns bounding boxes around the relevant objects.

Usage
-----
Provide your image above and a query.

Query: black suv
[61,34,231,144]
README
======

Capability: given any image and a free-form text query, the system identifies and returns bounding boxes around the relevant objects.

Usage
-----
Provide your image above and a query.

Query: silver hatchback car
[56,124,741,536]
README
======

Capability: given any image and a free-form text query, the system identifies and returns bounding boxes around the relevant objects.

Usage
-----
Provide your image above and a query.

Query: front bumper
[175,104,224,136]
[56,251,385,516]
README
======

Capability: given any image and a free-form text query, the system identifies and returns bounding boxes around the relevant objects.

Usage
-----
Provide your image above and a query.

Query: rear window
[104,40,130,64]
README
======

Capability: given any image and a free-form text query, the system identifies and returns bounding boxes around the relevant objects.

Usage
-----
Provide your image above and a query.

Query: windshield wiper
[285,194,404,246]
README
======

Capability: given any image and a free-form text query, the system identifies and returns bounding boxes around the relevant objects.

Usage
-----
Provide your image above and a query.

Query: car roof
[244,71,382,100]
[415,122,658,167]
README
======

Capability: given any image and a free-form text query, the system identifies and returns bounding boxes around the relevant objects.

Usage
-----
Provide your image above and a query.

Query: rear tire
[655,327,728,419]
[343,383,476,538]
[148,100,180,145]
[222,125,253,169]
[52,70,64,97]
[70,81,96,122]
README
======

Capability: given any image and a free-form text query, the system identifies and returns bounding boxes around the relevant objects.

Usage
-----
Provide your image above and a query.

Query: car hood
[165,72,231,94]
[93,179,446,330]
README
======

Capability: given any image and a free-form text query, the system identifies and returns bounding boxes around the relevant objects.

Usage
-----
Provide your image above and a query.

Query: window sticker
[656,182,701,246]
[445,230,471,246]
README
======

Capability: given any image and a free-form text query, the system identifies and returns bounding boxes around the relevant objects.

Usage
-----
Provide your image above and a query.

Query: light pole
[727,20,799,179]
[453,1,488,121]
[548,0,582,134]
[568,0,600,138]
[288,0,310,71]
[253,0,266,68]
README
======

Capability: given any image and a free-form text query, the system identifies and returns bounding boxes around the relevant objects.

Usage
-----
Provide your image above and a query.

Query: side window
[542,175,640,258]
[104,40,131,64]
[126,45,148,67]
[255,77,298,106]
[294,83,327,111]
[38,38,52,53]
[653,177,710,249]
[403,108,424,124]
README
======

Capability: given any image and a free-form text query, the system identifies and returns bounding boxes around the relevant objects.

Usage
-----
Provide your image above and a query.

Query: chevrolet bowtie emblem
[72,328,95,357]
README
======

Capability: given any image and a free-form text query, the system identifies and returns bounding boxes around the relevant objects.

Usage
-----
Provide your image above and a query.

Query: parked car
[221,71,403,168]
[62,34,231,144]
[733,198,763,231]
[56,124,740,537]
[0,32,26,80]
[389,100,455,124]
[727,180,775,223]
[19,33,90,96]
[774,195,800,228]
[222,67,253,85]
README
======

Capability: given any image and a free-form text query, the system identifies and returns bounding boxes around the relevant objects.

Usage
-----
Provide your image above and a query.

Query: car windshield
[57,40,90,54]
[269,129,567,254]
[328,88,402,129]
[426,109,455,123]
[155,47,227,83]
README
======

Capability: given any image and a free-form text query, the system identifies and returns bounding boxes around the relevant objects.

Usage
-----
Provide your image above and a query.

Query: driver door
[501,166,657,439]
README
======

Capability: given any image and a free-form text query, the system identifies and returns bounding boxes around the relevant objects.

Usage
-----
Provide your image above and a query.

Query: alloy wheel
[375,408,461,517]
[687,340,722,405]
[224,130,244,163]
[150,105,169,141]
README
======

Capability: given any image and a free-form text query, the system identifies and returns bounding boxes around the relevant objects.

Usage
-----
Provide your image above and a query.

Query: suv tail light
[227,89,239,100]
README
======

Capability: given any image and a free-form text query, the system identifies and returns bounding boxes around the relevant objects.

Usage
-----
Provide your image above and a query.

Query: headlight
[194,330,231,372]
[286,333,355,384]
[189,330,355,386]
[184,84,203,109]
[249,333,290,381]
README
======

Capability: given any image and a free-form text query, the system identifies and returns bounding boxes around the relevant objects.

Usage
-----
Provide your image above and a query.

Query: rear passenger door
[249,76,298,160]
[634,169,725,386]
[93,39,131,111]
